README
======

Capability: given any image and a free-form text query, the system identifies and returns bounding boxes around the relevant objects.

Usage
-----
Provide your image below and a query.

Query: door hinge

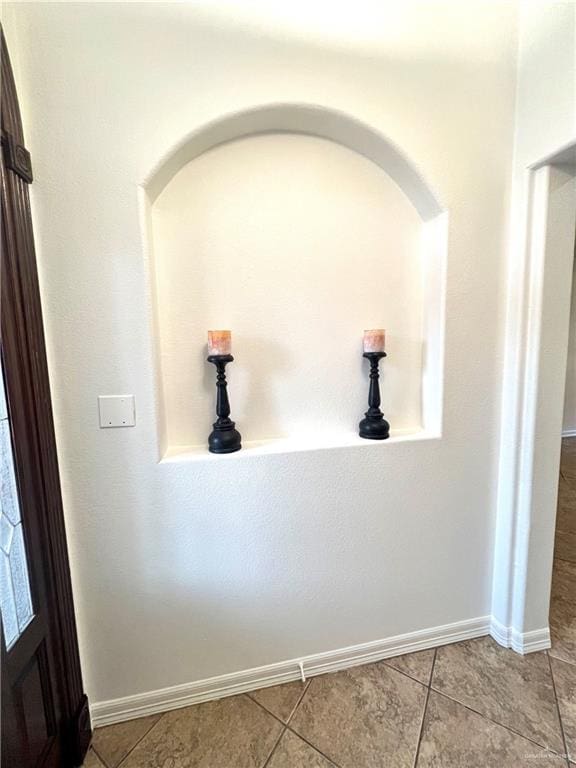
[1,131,33,183]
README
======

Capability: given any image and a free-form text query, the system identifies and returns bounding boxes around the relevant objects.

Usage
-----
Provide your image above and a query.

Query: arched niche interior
[140,105,447,458]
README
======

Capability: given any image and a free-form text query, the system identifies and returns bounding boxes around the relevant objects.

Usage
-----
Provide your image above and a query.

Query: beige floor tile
[249,680,308,722]
[555,529,576,563]
[118,695,282,768]
[417,691,563,767]
[267,730,336,767]
[550,655,576,762]
[561,461,576,481]
[557,480,576,534]
[561,438,576,464]
[384,649,435,685]
[550,559,576,665]
[91,714,160,767]
[560,457,576,480]
[83,748,106,768]
[432,637,564,752]
[290,662,426,768]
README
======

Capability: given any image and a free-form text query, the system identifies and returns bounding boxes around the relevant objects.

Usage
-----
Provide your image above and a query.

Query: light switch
[98,395,136,428]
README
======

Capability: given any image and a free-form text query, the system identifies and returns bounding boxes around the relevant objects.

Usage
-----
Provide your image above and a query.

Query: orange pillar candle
[208,330,232,356]
[363,329,386,354]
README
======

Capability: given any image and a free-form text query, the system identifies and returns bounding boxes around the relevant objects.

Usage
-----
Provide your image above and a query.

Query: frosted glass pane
[0,514,14,555]
[0,363,34,648]
[0,370,6,420]
[1,420,20,526]
[1,551,18,648]
[11,523,33,633]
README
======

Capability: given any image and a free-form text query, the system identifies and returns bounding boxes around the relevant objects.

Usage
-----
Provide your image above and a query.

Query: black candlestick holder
[359,351,390,440]
[207,354,242,454]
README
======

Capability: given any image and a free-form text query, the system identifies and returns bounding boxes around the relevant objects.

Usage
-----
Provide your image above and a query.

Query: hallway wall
[3,2,519,707]
[492,0,576,639]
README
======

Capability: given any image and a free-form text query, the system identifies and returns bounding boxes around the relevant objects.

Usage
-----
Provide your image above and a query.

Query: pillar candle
[363,329,386,353]
[208,330,232,355]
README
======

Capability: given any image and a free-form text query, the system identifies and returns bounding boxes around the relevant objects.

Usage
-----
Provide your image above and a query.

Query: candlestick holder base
[358,414,390,440]
[208,423,242,454]
[207,354,242,454]
[359,351,390,440]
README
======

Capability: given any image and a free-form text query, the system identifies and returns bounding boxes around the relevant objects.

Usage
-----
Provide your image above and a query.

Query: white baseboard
[562,428,576,438]
[91,615,490,727]
[489,617,511,648]
[490,617,550,654]
[513,627,551,654]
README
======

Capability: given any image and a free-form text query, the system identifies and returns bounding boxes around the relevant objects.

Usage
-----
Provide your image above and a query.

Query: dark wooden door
[1,30,91,768]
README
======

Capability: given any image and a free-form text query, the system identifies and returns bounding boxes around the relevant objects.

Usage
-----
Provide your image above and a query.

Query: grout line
[381,662,430,687]
[250,691,344,768]
[246,679,312,729]
[287,680,311,725]
[261,725,287,768]
[381,645,452,690]
[90,745,110,768]
[411,649,436,768]
[283,724,344,768]
[548,650,576,668]
[428,648,437,688]
[430,687,568,759]
[115,711,168,768]
[249,695,296,731]
[547,651,572,767]
[411,687,431,768]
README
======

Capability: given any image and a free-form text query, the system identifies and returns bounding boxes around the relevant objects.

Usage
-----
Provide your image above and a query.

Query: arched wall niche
[145,104,443,219]
[140,104,447,459]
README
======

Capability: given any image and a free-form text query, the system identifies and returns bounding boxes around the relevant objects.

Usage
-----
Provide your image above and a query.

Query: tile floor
[83,439,576,767]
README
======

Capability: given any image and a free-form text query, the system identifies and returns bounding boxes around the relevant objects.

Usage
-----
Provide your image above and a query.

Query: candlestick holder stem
[207,354,242,453]
[359,351,390,440]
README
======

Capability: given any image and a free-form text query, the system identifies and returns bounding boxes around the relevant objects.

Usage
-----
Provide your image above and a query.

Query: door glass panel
[0,361,34,648]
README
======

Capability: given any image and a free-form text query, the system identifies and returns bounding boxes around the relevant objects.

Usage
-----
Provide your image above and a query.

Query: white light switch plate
[98,395,136,428]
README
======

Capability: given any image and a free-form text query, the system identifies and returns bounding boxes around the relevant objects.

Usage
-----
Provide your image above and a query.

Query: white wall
[5,2,518,705]
[492,0,576,639]
[563,262,576,435]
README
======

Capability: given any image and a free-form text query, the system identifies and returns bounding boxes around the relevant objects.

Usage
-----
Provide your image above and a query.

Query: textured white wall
[5,2,518,704]
[563,263,576,434]
[492,0,576,637]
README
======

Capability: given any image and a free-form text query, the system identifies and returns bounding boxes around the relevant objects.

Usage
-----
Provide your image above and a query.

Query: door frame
[1,27,90,765]
[491,140,576,651]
